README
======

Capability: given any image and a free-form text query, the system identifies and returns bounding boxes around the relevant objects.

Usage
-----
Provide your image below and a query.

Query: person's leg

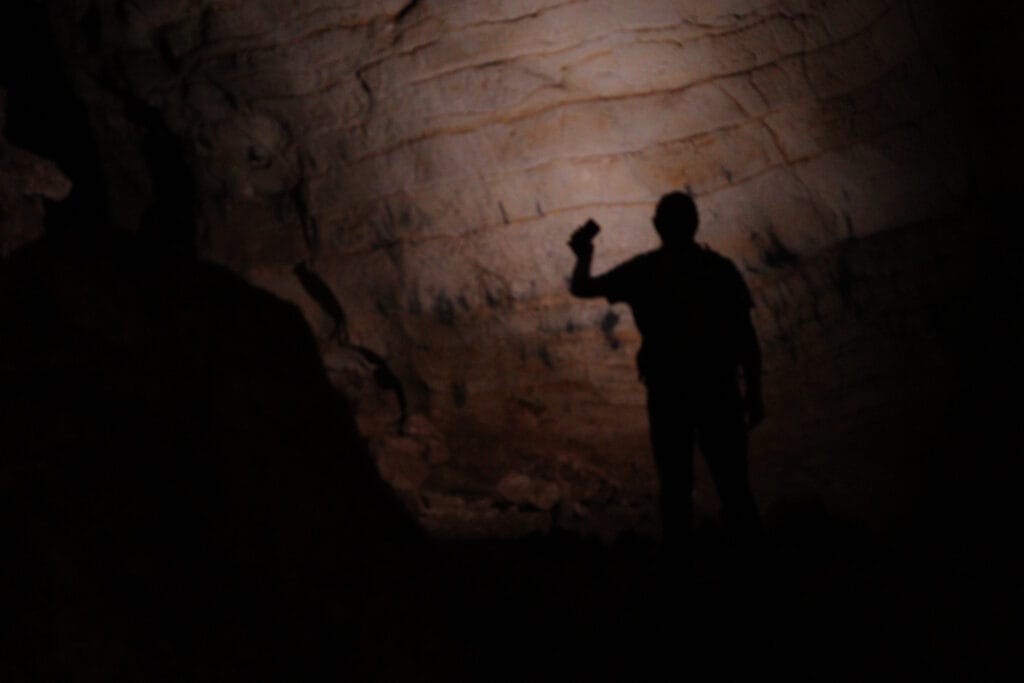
[698,406,761,544]
[646,381,695,562]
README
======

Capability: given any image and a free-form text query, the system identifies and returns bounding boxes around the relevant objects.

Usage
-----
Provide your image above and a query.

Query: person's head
[653,191,698,246]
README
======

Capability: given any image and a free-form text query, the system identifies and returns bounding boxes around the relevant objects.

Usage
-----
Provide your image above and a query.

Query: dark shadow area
[433,519,927,682]
[2,8,442,678]
[0,231,433,681]
[425,406,1022,682]
[127,95,199,260]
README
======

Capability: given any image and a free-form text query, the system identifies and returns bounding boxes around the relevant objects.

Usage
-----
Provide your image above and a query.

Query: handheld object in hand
[579,219,600,241]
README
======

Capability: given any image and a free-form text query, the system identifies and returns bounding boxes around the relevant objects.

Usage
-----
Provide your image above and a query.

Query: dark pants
[646,376,761,555]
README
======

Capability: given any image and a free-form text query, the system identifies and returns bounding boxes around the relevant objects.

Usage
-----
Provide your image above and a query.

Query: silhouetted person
[568,192,764,563]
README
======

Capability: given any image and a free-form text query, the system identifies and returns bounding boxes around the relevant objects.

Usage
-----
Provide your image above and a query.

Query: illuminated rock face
[52,0,970,537]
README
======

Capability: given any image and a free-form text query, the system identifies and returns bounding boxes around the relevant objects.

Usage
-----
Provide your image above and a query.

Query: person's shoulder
[697,244,733,263]
[698,246,754,304]
[695,245,741,273]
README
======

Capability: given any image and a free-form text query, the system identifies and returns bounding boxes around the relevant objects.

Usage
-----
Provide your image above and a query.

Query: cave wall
[24,0,1008,538]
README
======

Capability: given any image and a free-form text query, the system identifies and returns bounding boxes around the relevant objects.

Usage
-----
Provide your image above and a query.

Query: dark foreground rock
[0,233,427,680]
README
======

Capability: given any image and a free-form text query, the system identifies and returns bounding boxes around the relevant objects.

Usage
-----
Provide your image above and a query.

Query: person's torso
[624,247,748,382]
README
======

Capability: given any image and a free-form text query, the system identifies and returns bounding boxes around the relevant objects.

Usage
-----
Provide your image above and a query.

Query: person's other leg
[646,381,695,563]
[698,405,761,544]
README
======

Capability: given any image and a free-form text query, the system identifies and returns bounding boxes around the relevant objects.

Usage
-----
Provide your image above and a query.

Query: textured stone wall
[40,0,981,537]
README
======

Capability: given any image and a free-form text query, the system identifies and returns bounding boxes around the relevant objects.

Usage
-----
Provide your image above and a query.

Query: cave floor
[362,520,1020,682]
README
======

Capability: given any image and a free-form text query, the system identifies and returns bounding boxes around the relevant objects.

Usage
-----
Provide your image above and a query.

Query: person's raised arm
[568,219,602,298]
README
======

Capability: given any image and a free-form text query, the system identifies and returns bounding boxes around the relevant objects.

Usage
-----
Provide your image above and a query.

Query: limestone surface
[45,0,972,537]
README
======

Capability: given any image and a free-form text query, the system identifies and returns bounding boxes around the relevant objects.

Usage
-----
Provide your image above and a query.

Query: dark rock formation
[0,232,425,680]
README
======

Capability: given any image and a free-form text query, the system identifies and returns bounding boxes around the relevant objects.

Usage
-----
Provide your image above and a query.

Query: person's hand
[745,394,765,431]
[568,219,599,257]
